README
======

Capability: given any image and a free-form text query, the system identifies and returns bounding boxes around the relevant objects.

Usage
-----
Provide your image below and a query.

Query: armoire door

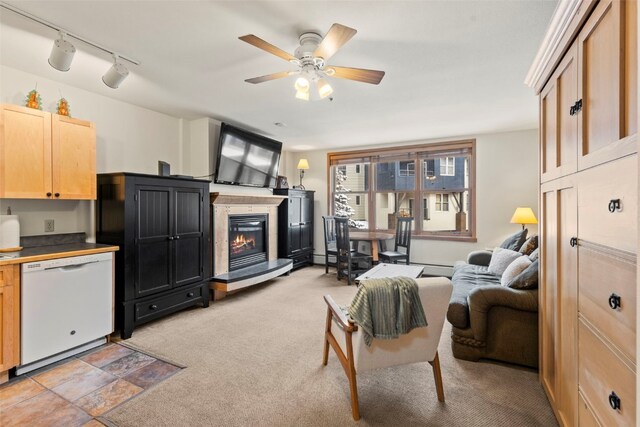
[173,187,205,287]
[540,180,578,427]
[288,196,303,254]
[135,185,173,297]
[300,192,313,251]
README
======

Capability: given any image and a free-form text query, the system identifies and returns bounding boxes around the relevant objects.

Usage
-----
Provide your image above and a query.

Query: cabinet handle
[608,293,621,310]
[46,192,52,197]
[54,193,60,198]
[70,330,76,335]
[150,304,158,310]
[569,237,578,247]
[608,199,621,213]
[576,98,582,112]
[569,104,576,116]
[187,292,194,297]
[609,391,621,410]
[168,236,174,240]
[175,235,180,240]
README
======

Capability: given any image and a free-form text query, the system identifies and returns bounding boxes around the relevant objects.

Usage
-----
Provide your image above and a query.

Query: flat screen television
[214,123,282,188]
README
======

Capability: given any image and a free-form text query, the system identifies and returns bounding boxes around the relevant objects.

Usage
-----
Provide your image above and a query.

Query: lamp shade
[297,159,310,170]
[510,207,538,225]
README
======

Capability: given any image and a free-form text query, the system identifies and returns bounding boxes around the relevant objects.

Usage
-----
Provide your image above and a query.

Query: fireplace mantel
[209,192,291,299]
[210,193,286,206]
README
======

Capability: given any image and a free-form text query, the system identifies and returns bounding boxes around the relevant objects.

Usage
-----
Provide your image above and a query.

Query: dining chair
[335,217,372,285]
[322,277,453,420]
[379,216,413,265]
[323,216,338,274]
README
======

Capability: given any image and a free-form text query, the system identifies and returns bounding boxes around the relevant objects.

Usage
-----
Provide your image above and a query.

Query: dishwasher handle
[45,261,99,271]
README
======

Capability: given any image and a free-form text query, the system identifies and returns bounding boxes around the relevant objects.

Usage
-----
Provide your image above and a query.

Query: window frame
[327,139,476,242]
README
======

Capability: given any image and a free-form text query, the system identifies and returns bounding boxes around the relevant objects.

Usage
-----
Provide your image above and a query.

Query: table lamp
[295,158,309,189]
[510,207,538,230]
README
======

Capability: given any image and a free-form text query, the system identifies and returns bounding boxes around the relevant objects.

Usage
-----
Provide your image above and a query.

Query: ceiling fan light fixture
[48,31,76,72]
[295,89,310,101]
[294,76,310,91]
[317,78,333,99]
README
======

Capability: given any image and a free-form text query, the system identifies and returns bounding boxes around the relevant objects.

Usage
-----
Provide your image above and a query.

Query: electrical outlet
[44,219,55,232]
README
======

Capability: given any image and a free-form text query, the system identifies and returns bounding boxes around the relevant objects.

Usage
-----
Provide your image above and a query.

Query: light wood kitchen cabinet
[0,104,96,200]
[531,0,637,425]
[0,265,20,384]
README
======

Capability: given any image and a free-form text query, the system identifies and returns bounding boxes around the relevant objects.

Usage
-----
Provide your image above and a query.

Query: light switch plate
[44,219,54,232]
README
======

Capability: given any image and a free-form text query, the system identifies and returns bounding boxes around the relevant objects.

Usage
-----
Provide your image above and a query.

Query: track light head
[102,55,129,89]
[48,31,75,72]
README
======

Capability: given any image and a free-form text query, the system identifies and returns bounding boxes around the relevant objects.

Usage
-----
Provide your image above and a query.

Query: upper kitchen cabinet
[0,104,96,200]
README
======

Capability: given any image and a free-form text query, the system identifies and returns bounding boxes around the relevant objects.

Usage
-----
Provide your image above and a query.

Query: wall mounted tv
[214,123,282,188]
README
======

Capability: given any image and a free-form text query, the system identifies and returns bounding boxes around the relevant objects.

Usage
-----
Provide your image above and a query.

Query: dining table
[349,231,395,263]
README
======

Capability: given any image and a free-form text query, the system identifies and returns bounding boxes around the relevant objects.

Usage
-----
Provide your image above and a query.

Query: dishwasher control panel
[22,252,113,272]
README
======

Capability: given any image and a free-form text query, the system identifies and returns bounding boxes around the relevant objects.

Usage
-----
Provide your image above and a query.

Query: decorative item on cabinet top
[25,87,42,110]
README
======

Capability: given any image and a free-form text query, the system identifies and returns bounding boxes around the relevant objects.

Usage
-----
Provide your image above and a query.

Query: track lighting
[48,31,75,72]
[102,55,129,89]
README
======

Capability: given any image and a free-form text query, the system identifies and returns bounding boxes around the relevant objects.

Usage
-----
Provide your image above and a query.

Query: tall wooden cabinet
[0,104,96,200]
[533,0,637,425]
[273,189,314,269]
[96,173,210,339]
[0,265,19,384]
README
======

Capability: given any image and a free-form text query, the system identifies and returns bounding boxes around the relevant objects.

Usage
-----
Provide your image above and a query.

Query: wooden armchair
[322,277,453,420]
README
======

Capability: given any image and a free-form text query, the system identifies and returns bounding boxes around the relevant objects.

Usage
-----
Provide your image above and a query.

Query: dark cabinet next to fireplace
[96,173,210,339]
[274,189,314,269]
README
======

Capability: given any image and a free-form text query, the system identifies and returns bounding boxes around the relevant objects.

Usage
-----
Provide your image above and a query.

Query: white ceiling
[0,1,556,151]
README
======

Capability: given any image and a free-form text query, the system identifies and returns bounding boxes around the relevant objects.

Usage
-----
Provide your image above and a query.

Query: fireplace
[228,214,268,271]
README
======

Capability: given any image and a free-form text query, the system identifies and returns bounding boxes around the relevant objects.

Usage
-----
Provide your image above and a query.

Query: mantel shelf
[210,193,286,206]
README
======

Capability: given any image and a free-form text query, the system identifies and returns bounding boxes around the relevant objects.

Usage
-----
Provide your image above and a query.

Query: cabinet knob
[70,330,76,335]
[569,237,578,247]
[175,235,180,240]
[150,304,158,310]
[187,292,194,297]
[609,391,621,410]
[54,193,60,198]
[168,236,174,240]
[46,192,52,197]
[608,199,621,213]
[608,293,621,310]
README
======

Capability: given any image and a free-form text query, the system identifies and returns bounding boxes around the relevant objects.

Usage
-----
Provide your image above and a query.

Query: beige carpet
[105,266,557,426]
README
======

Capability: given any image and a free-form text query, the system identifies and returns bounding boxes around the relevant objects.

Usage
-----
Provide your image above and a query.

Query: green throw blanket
[348,276,427,347]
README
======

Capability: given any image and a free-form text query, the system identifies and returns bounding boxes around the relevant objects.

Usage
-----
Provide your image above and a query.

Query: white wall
[287,129,539,274]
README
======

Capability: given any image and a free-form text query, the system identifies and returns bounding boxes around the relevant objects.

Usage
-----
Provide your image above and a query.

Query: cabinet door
[173,187,205,287]
[0,266,19,372]
[135,185,173,297]
[0,105,52,198]
[300,193,314,251]
[540,180,578,426]
[540,44,578,183]
[288,197,303,253]
[51,114,96,200]
[578,0,632,169]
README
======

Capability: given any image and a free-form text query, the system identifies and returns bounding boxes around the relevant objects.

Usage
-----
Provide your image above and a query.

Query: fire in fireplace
[228,215,268,271]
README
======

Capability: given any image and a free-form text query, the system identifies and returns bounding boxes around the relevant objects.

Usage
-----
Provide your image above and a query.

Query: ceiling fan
[239,23,385,101]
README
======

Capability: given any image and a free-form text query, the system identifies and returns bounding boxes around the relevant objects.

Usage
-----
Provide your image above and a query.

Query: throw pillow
[508,259,539,290]
[499,229,528,251]
[501,256,532,286]
[528,248,539,262]
[519,235,538,256]
[487,247,522,276]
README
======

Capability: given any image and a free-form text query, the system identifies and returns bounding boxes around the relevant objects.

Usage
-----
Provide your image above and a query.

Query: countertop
[0,243,119,266]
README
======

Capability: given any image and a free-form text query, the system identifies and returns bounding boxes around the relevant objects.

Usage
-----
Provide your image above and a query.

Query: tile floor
[0,344,181,427]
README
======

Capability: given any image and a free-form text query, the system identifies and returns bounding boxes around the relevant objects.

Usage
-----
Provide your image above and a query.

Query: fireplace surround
[210,193,293,299]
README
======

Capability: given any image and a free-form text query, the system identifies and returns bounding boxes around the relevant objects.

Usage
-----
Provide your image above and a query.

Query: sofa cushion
[501,256,532,286]
[499,229,528,251]
[519,235,538,256]
[447,263,501,328]
[487,247,522,276]
[528,248,539,262]
[508,259,539,290]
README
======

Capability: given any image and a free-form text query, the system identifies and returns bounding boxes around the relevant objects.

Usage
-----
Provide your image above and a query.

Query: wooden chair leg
[323,307,332,365]
[429,351,445,402]
[325,253,329,273]
[345,331,360,420]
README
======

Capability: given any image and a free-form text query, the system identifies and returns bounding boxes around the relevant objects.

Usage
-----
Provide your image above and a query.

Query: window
[328,139,475,240]
[435,194,449,211]
[440,157,455,176]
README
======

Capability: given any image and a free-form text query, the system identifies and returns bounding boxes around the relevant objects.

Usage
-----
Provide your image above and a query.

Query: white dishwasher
[18,252,114,374]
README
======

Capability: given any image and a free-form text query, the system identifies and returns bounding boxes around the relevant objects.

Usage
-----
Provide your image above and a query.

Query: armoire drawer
[579,392,602,427]
[577,154,637,253]
[579,320,636,427]
[135,286,205,321]
[578,242,636,363]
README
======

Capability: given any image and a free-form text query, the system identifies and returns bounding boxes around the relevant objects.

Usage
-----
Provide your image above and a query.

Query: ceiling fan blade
[239,34,297,62]
[313,23,357,61]
[326,66,385,85]
[245,71,292,84]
